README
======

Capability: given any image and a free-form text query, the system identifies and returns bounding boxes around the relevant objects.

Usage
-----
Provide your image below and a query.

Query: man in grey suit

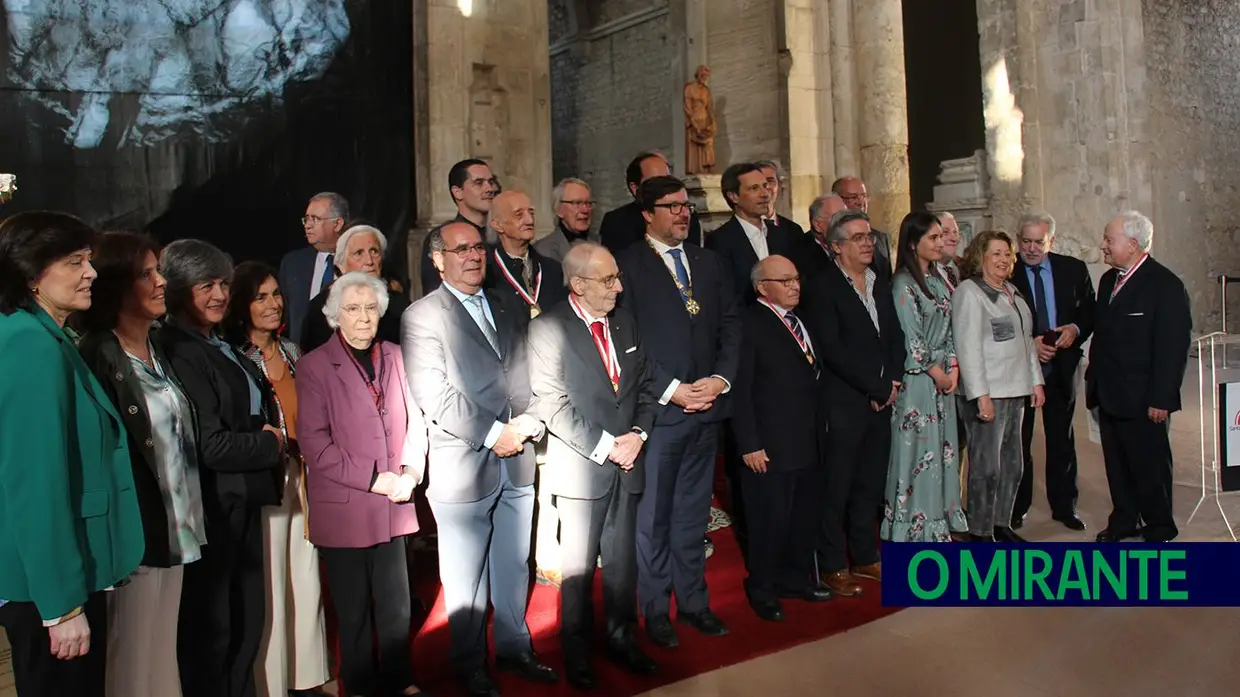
[402,220,559,697]
[527,242,660,690]
[533,177,599,263]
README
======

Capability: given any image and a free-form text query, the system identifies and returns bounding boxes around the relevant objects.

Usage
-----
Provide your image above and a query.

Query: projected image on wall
[3,0,351,148]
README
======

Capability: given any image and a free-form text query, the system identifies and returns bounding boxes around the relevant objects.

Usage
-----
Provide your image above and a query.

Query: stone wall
[703,0,783,168]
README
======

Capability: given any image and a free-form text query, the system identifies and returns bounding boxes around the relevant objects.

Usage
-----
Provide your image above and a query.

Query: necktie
[468,295,500,355]
[944,263,959,289]
[1031,266,1050,336]
[785,310,820,378]
[521,256,535,291]
[319,254,335,295]
[667,249,691,301]
[589,321,619,391]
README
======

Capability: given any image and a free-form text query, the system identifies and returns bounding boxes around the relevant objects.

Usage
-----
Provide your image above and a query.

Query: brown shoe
[851,562,881,581]
[820,571,863,597]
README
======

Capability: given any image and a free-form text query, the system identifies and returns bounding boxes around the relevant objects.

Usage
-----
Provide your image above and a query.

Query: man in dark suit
[615,175,742,648]
[831,176,892,273]
[278,191,348,343]
[402,221,558,697]
[527,242,660,690]
[755,160,805,236]
[484,189,569,327]
[1087,211,1191,543]
[800,209,906,598]
[732,254,833,623]
[706,162,799,306]
[418,159,498,297]
[599,151,703,252]
[1009,213,1096,531]
[533,177,600,263]
[795,194,893,285]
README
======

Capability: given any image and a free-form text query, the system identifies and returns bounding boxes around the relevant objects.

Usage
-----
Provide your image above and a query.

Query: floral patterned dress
[881,271,969,542]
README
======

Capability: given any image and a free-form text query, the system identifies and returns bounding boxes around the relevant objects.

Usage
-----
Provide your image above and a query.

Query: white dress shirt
[736,215,769,260]
[309,251,334,300]
[442,283,511,449]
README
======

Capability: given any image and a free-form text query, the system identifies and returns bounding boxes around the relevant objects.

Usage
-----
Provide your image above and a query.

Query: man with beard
[420,159,499,296]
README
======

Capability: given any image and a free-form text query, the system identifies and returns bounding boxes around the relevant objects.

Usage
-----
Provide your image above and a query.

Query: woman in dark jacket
[156,239,285,697]
[0,212,144,697]
[76,231,206,697]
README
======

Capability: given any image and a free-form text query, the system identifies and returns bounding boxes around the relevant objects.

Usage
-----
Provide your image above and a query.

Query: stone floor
[640,359,1240,697]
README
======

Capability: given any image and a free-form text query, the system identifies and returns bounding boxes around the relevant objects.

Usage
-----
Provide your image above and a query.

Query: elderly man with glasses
[279,191,349,343]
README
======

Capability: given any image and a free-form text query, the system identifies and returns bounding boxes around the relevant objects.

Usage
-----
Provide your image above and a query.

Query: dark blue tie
[320,253,335,294]
[1031,266,1050,336]
[668,249,691,302]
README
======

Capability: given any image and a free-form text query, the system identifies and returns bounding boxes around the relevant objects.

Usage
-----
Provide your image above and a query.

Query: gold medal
[529,303,541,319]
[685,298,701,316]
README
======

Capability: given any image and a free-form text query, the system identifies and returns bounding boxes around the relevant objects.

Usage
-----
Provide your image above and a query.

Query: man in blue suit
[277,192,348,342]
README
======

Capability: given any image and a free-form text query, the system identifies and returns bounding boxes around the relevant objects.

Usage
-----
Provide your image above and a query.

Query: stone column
[851,0,910,241]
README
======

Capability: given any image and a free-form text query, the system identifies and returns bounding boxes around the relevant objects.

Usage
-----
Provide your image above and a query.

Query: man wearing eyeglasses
[278,191,349,344]
[615,175,742,649]
[732,254,834,623]
[831,177,892,276]
[419,159,500,297]
[599,152,704,253]
[403,221,559,696]
[534,177,600,263]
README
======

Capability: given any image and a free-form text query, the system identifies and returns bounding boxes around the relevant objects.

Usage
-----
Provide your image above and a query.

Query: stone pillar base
[684,174,731,236]
[407,223,436,299]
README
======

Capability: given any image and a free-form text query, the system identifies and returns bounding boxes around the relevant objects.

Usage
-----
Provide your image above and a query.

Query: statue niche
[683,64,717,175]
[468,63,510,177]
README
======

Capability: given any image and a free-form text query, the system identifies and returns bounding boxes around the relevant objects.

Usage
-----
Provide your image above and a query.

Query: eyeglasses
[301,215,340,226]
[846,233,877,246]
[443,243,488,257]
[341,303,380,317]
[581,272,623,289]
[559,199,596,208]
[759,275,800,288]
[653,202,696,215]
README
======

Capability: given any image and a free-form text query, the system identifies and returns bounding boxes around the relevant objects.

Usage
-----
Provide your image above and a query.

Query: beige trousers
[256,464,330,696]
[106,564,184,697]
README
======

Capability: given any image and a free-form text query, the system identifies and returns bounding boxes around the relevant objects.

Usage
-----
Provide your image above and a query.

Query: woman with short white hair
[299,224,410,352]
[296,272,429,697]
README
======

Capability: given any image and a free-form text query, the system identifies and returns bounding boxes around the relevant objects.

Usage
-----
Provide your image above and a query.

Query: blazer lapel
[488,290,514,360]
[327,338,382,415]
[439,286,502,360]
[564,312,616,395]
[833,264,881,342]
[1051,255,1074,321]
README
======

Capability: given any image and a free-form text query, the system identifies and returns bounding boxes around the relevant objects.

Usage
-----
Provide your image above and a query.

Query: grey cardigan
[951,277,1044,401]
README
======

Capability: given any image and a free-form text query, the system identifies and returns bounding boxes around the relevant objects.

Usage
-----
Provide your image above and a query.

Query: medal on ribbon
[493,249,543,317]
[646,239,700,316]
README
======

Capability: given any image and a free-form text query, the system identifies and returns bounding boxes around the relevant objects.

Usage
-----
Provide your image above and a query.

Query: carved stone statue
[683,65,717,175]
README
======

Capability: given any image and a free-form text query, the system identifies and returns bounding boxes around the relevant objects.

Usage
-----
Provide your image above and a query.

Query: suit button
[144,438,154,448]
[388,452,395,458]
[115,372,124,381]
[128,405,139,415]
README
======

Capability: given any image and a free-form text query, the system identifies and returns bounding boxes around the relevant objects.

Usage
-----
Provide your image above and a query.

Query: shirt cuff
[43,605,84,627]
[659,379,680,406]
[710,375,732,394]
[590,431,616,465]
[483,420,506,449]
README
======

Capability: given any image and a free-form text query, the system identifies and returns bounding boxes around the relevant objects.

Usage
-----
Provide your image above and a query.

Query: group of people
[0,150,1192,697]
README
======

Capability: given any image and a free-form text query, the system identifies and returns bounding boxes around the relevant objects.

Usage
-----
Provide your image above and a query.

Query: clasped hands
[370,470,418,502]
[491,413,544,458]
[870,381,902,412]
[1036,324,1079,363]
[670,377,727,414]
[608,432,644,471]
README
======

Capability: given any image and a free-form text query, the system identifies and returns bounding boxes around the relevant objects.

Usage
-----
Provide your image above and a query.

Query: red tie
[590,321,619,392]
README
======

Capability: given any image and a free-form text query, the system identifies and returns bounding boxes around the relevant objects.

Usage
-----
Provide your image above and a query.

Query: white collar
[646,234,684,255]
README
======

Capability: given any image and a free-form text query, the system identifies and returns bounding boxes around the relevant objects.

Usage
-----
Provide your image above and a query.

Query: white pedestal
[683,174,731,235]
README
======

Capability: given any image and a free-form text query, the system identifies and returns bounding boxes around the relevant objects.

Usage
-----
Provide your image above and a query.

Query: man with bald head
[732,254,832,622]
[831,176,892,274]
[485,189,568,330]
[403,219,559,695]
[527,241,660,688]
[794,194,848,278]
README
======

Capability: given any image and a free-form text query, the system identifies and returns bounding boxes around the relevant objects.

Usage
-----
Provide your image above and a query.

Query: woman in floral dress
[881,212,969,542]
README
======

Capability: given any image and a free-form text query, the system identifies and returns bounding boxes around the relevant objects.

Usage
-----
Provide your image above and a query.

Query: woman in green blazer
[0,212,145,697]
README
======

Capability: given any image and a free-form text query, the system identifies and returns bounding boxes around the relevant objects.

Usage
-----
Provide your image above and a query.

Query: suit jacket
[296,338,426,548]
[0,308,144,620]
[528,303,657,499]
[768,214,805,237]
[300,278,410,353]
[533,223,599,263]
[801,261,907,428]
[600,200,704,253]
[403,286,538,503]
[792,232,892,284]
[615,240,742,426]
[78,328,199,569]
[704,216,800,305]
[1010,252,1097,391]
[277,246,325,347]
[420,213,489,297]
[158,322,283,512]
[484,244,569,331]
[731,303,824,472]
[1086,256,1192,418]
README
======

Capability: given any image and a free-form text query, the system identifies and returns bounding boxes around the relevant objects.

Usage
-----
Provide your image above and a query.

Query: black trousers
[0,591,107,697]
[557,482,639,661]
[817,409,889,574]
[178,502,265,697]
[1098,408,1178,538]
[741,467,819,602]
[1015,371,1080,520]
[320,539,414,696]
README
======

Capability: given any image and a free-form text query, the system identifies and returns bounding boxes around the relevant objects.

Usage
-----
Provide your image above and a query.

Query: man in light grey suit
[527,242,660,690]
[402,220,559,697]
[533,177,599,263]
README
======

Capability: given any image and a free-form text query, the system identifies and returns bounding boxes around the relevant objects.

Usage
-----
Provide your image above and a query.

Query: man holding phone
[1009,213,1096,531]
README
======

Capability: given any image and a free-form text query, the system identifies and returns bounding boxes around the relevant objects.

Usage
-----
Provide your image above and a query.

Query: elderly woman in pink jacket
[295,271,430,697]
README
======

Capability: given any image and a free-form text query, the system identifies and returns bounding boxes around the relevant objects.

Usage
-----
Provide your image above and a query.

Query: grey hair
[334,224,388,270]
[749,257,769,291]
[809,194,843,221]
[1115,210,1154,251]
[561,240,609,288]
[826,209,870,243]
[553,177,591,203]
[160,239,233,317]
[753,159,781,176]
[322,271,390,330]
[1018,212,1056,238]
[937,211,957,223]
[428,220,480,256]
[309,192,350,221]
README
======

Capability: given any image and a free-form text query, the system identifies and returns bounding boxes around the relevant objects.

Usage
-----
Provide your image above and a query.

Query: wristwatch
[630,427,648,442]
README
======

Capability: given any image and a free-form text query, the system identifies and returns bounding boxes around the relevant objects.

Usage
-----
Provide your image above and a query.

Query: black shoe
[645,614,679,648]
[459,669,500,697]
[1142,526,1179,542]
[778,585,834,602]
[605,639,659,676]
[748,597,784,622]
[495,651,559,683]
[1053,513,1087,531]
[993,526,1026,543]
[564,658,596,691]
[677,609,729,636]
[1095,528,1139,542]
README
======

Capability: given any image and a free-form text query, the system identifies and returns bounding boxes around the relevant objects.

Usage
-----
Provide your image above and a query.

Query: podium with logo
[1189,276,1240,539]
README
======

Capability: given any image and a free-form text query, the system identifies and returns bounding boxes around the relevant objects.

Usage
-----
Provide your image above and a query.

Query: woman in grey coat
[951,230,1045,542]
